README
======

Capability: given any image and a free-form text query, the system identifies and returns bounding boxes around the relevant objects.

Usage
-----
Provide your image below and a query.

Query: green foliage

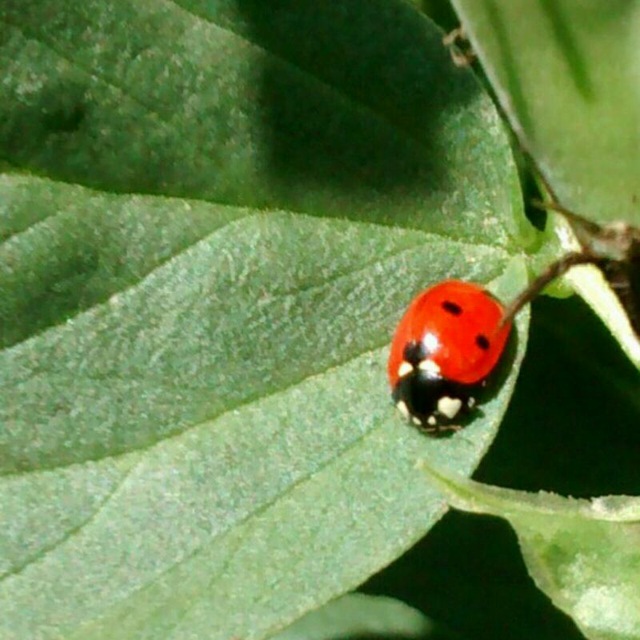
[1,1,638,639]
[273,593,454,640]
[423,464,640,640]
[451,0,640,227]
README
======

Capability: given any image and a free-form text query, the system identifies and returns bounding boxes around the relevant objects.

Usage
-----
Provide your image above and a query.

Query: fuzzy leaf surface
[0,2,528,638]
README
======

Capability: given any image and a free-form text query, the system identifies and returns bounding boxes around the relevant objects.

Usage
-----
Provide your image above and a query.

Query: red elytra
[388,280,512,431]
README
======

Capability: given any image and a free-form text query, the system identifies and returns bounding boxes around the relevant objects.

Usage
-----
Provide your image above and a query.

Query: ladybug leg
[413,421,438,436]
[436,424,463,435]
[415,421,463,438]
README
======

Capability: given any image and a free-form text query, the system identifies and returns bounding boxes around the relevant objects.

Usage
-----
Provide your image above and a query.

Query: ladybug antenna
[499,251,605,328]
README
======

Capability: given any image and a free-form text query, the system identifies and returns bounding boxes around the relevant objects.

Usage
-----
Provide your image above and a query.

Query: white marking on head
[422,332,439,353]
[427,415,437,426]
[396,400,410,419]
[397,361,413,379]
[468,397,476,409]
[418,358,441,376]
[437,396,463,419]
[412,416,423,426]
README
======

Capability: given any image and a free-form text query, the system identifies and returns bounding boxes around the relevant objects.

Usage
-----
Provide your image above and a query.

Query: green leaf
[1,177,528,640]
[450,0,640,227]
[422,465,640,640]
[0,0,532,243]
[0,2,529,638]
[274,593,451,640]
[557,217,640,369]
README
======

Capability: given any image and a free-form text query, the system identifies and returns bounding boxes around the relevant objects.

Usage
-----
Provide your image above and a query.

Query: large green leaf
[0,0,532,242]
[0,2,528,638]
[1,177,528,639]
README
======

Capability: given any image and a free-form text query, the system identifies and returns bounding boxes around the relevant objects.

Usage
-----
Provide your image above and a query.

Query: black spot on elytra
[476,334,490,350]
[442,300,463,316]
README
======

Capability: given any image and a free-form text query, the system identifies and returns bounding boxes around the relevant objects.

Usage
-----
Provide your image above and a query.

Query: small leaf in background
[450,0,640,228]
[422,463,640,640]
[273,593,459,640]
[555,214,640,369]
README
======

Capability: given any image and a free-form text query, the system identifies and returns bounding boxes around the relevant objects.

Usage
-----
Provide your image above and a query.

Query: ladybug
[388,280,512,434]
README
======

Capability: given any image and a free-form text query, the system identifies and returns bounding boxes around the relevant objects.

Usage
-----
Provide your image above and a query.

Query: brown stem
[500,252,605,328]
[530,199,602,236]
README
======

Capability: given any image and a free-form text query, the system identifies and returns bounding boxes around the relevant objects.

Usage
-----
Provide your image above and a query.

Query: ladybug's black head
[392,367,478,435]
